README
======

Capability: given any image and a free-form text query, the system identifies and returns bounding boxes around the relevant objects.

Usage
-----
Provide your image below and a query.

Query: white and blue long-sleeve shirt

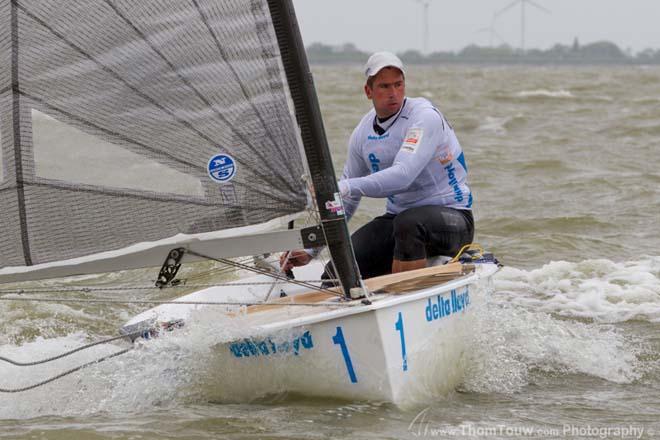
[340,97,472,221]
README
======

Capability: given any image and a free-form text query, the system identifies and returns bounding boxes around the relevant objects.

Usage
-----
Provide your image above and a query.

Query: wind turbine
[415,0,430,53]
[476,12,508,47]
[495,0,550,51]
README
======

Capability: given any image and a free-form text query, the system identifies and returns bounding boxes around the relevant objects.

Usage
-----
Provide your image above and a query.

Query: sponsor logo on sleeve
[401,127,423,153]
[438,148,454,165]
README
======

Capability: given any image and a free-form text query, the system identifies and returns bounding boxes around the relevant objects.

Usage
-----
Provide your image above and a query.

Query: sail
[0,0,310,269]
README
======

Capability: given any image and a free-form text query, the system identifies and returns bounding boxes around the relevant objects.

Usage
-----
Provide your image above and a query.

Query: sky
[292,0,660,55]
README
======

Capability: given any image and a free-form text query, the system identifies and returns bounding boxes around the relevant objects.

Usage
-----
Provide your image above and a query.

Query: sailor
[281,52,474,277]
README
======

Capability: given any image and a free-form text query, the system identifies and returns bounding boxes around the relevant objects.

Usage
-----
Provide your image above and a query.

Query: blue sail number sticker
[208,154,237,183]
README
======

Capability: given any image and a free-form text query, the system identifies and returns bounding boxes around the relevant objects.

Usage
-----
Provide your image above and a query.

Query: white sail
[0,0,309,273]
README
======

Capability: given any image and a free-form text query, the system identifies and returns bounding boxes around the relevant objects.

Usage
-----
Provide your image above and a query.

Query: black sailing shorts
[323,205,474,280]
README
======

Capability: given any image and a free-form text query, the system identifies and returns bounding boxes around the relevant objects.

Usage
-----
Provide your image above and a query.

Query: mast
[10,0,33,266]
[267,0,362,298]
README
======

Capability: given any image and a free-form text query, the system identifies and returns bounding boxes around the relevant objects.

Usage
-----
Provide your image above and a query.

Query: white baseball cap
[364,52,405,78]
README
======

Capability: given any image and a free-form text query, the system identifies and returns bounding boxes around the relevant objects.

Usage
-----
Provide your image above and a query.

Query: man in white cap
[282,52,474,278]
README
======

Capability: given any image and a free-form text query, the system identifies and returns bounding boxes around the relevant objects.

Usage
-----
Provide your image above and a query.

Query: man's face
[364,67,405,119]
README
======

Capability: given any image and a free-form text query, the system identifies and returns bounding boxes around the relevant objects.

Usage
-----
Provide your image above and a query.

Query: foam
[460,257,657,394]
[494,257,660,323]
[0,307,296,418]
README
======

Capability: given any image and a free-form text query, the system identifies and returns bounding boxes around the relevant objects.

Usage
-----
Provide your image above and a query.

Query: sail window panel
[31,110,204,197]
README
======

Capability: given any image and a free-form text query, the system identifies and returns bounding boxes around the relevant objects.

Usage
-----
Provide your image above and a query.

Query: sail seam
[3,181,303,212]
[11,0,33,266]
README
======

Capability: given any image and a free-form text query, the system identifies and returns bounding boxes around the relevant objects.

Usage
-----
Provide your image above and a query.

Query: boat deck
[245,262,473,316]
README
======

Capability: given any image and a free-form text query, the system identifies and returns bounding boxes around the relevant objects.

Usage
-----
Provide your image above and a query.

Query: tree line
[307,40,660,65]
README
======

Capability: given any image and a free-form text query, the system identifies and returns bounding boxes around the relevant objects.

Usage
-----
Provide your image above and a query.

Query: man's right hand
[279,250,312,272]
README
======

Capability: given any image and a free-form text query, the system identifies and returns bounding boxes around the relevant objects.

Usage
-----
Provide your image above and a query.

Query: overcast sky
[292,0,660,55]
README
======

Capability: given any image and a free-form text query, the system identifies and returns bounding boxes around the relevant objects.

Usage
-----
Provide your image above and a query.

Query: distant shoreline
[307,41,660,66]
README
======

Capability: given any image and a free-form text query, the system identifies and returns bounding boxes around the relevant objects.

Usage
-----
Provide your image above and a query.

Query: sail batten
[1,0,311,270]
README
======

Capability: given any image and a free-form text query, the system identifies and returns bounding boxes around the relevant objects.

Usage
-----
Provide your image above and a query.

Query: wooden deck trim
[245,262,472,314]
[364,262,470,293]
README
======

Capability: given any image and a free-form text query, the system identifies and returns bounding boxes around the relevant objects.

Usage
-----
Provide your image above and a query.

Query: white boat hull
[122,262,498,405]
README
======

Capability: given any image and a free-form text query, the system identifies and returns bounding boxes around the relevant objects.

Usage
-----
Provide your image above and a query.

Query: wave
[494,257,660,323]
[632,97,660,105]
[618,124,660,137]
[463,296,644,393]
[476,114,526,134]
[517,158,575,173]
[516,89,574,99]
[461,256,658,393]
[0,310,244,419]
[479,215,613,235]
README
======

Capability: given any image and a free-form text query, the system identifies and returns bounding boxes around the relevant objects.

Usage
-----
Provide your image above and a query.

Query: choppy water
[1,65,659,439]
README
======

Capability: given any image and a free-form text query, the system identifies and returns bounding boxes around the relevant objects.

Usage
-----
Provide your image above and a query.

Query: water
[1,65,659,438]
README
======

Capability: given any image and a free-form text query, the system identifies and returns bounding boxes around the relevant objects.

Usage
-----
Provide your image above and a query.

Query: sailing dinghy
[0,0,499,404]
